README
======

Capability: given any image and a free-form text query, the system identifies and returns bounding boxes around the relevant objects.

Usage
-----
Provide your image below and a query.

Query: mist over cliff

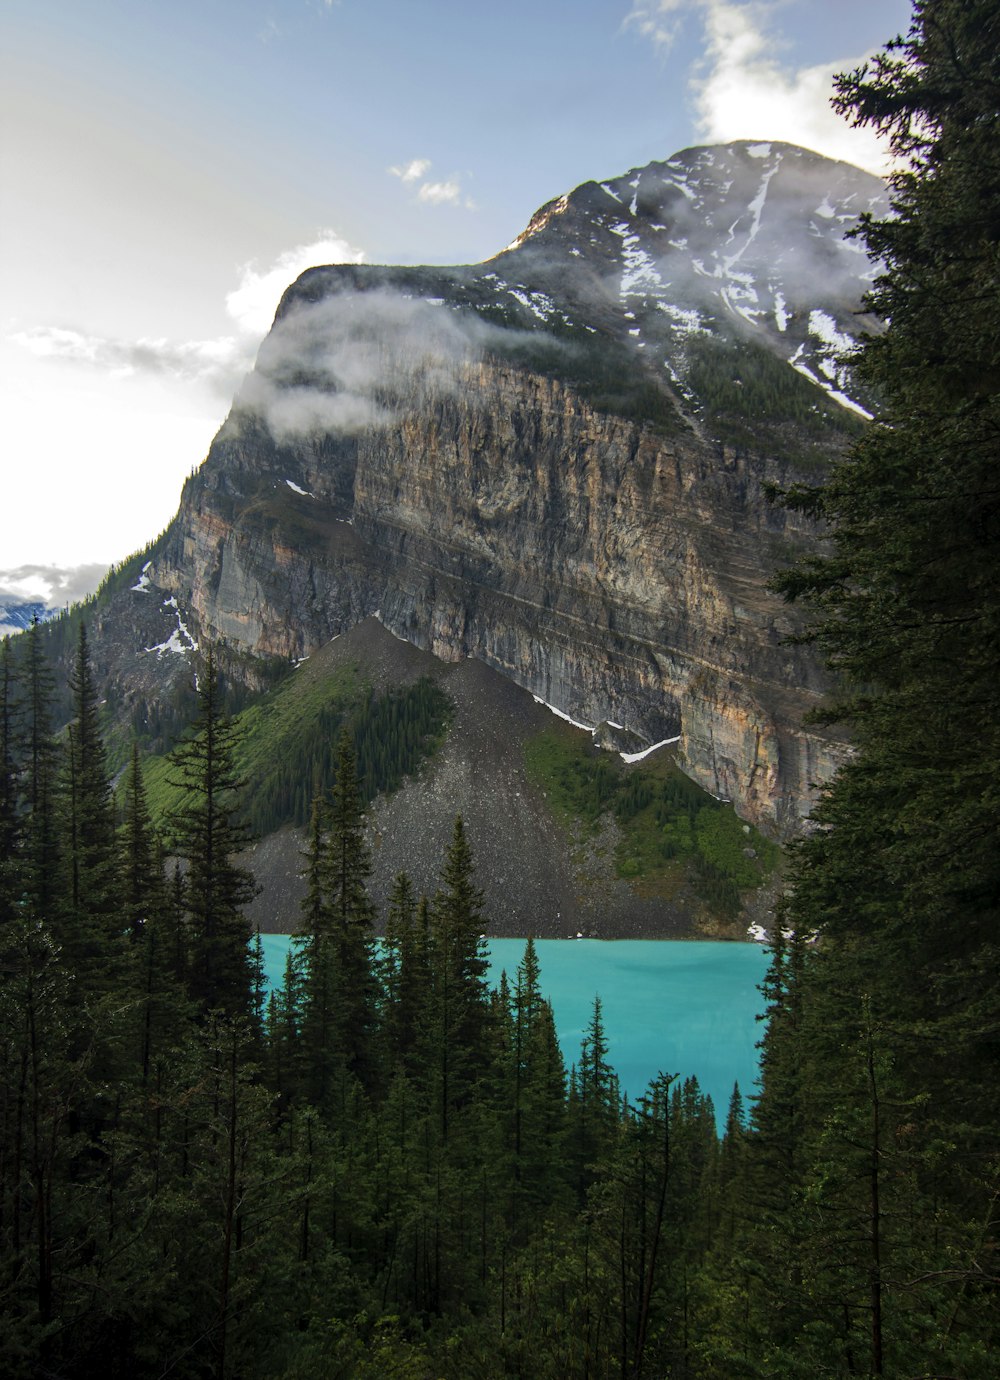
[69,141,885,856]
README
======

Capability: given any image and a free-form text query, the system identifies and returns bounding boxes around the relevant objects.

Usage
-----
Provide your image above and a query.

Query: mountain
[0,601,60,636]
[64,141,886,859]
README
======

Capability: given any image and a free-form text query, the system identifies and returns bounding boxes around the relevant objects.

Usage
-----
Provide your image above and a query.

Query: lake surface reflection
[260,936,770,1127]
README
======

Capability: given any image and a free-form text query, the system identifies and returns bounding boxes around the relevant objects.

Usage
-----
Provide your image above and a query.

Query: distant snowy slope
[491,140,887,421]
[0,601,60,636]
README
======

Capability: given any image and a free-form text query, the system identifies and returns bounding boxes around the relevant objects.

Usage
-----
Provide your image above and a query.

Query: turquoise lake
[261,937,770,1123]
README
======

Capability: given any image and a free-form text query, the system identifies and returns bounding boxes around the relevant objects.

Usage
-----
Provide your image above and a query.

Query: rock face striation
[94,142,886,837]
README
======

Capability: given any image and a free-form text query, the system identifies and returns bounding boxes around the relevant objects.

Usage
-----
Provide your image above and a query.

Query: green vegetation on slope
[470,286,865,453]
[681,333,866,461]
[524,724,778,917]
[471,307,687,434]
[140,661,452,838]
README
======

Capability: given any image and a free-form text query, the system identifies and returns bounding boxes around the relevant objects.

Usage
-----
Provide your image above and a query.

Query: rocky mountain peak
[489,140,888,419]
[61,141,883,844]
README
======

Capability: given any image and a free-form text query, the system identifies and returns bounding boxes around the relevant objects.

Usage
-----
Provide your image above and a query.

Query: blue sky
[1,0,912,602]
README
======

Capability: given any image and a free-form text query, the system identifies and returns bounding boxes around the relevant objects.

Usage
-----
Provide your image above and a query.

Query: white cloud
[10,326,246,390]
[627,0,894,175]
[417,179,463,206]
[0,562,110,607]
[237,287,558,443]
[8,229,369,399]
[388,157,432,184]
[240,289,474,441]
[389,158,476,211]
[225,231,367,337]
[625,0,688,49]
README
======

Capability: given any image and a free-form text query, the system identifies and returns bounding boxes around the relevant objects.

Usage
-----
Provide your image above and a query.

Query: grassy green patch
[138,665,452,839]
[523,725,620,828]
[524,725,779,918]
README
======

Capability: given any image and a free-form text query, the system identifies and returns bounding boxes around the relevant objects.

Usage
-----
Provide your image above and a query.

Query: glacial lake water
[260,937,770,1126]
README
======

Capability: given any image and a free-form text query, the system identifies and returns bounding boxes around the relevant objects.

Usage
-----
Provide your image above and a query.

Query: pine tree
[568,996,619,1199]
[0,638,22,929]
[297,730,379,1109]
[428,816,491,1140]
[756,4,1000,1370]
[18,618,61,924]
[170,646,258,1021]
[380,870,430,1081]
[299,793,326,932]
[119,748,190,1081]
[504,939,568,1233]
[121,743,158,944]
[713,1082,748,1257]
[61,623,121,945]
[54,624,129,1086]
[264,946,305,1107]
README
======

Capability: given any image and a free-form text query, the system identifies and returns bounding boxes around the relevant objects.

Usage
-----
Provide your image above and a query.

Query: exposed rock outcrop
[148,352,844,835]
[82,142,883,836]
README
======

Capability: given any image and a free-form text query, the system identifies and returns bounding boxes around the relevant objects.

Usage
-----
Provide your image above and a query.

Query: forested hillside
[1,1,998,1375]
[725,1,1000,1370]
[0,627,728,1377]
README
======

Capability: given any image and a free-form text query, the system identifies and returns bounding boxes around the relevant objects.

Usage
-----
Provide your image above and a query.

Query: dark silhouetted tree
[170,646,258,1021]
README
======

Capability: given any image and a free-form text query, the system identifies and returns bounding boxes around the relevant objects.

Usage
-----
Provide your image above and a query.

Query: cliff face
[148,354,841,835]
[88,141,884,836]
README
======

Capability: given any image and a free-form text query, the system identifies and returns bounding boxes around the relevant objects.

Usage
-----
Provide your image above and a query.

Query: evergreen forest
[1,2,998,1374]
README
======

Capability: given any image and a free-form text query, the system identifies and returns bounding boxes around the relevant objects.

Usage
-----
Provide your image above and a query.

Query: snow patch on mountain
[809,310,855,357]
[616,231,662,297]
[717,153,781,289]
[620,736,681,764]
[532,696,595,734]
[507,286,556,320]
[145,596,198,657]
[130,560,153,592]
[656,303,708,337]
[790,341,872,419]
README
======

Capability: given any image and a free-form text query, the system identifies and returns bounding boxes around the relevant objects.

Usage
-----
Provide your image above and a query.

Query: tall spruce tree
[504,938,568,1231]
[0,638,21,929]
[120,748,191,1083]
[170,646,258,1021]
[428,815,491,1140]
[323,728,378,1089]
[753,2,1000,1372]
[297,730,379,1108]
[122,743,159,944]
[59,623,123,997]
[380,870,430,1081]
[568,995,620,1199]
[18,618,61,924]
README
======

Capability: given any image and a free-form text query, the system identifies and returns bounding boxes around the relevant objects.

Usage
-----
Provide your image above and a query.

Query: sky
[1,0,913,608]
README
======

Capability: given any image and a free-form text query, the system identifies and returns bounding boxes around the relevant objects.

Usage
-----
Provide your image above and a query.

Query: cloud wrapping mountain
[42,142,886,843]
